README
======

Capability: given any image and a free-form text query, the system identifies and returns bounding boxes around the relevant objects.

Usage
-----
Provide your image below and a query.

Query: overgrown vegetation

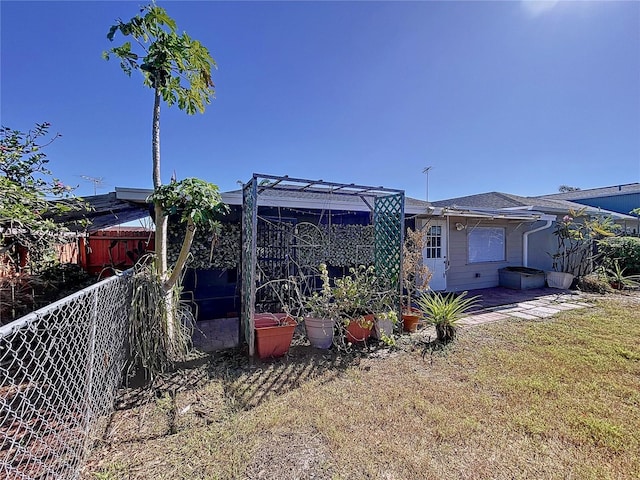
[0,122,87,273]
[128,179,226,374]
[598,236,640,275]
[0,122,91,323]
[84,294,640,480]
[129,257,194,375]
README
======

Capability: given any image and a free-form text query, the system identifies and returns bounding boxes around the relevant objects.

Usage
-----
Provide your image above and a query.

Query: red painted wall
[82,228,155,276]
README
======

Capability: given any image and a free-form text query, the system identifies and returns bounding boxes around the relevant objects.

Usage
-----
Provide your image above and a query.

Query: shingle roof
[431,191,582,210]
[50,192,151,232]
[430,191,632,218]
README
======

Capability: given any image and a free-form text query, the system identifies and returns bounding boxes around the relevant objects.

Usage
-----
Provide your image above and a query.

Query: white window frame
[468,227,505,263]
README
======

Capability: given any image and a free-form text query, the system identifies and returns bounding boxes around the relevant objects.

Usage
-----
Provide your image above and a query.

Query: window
[468,227,505,263]
[424,225,442,259]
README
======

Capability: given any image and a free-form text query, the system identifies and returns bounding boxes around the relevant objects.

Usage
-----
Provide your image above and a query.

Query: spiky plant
[129,255,194,377]
[416,291,481,344]
[605,261,640,290]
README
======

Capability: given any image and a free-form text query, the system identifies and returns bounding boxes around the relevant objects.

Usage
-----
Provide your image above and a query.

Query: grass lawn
[84,294,640,480]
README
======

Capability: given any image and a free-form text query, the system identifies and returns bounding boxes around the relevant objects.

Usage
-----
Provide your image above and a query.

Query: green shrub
[597,236,640,275]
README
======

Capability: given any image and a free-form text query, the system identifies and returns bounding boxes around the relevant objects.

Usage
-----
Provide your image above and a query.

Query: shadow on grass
[111,328,394,414]
[208,331,394,411]
[416,334,453,364]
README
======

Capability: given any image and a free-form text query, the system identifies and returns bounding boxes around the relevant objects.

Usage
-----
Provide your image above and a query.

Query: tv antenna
[79,175,106,195]
[422,166,433,202]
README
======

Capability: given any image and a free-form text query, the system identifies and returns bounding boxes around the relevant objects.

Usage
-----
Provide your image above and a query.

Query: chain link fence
[0,272,132,479]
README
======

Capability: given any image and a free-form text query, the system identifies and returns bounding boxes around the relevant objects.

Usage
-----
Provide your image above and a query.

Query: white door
[418,219,447,291]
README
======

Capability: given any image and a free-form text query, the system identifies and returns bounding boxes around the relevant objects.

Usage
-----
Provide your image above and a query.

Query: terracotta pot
[345,314,374,343]
[402,309,421,332]
[254,313,296,359]
[304,317,334,349]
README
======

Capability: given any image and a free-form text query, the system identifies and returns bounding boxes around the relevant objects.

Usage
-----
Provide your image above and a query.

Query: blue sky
[2,0,639,202]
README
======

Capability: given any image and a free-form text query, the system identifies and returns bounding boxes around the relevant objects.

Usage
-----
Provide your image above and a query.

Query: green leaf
[107,24,118,41]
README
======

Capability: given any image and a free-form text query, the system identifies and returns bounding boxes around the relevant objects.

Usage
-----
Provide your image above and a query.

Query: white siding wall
[445,217,525,292]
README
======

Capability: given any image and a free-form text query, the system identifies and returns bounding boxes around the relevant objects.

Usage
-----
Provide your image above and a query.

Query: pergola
[241,173,405,356]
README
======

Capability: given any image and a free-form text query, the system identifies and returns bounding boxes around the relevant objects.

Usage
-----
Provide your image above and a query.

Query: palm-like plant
[416,291,481,344]
[605,261,640,290]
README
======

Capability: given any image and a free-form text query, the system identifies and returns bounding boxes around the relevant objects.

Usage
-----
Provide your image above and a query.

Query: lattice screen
[241,179,257,355]
[374,193,404,284]
[240,174,405,356]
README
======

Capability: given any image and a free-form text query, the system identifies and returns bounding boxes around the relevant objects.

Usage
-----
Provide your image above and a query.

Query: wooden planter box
[499,267,546,290]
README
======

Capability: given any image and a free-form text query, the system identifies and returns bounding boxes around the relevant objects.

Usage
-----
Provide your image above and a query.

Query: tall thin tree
[104,2,216,284]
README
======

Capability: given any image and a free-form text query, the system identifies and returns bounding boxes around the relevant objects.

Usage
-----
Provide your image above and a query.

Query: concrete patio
[459,286,592,326]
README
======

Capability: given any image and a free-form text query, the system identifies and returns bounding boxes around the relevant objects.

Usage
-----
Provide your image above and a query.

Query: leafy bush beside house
[0,122,88,274]
[597,236,640,275]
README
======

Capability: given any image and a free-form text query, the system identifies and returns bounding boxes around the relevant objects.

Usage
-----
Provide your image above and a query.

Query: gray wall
[445,217,525,292]
[525,219,557,272]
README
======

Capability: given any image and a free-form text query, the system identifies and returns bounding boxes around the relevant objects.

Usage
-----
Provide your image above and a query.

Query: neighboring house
[80,226,154,276]
[538,183,640,225]
[428,191,635,292]
[52,192,154,276]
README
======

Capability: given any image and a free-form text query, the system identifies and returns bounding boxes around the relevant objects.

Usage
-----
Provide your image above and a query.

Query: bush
[597,236,640,275]
[577,273,614,294]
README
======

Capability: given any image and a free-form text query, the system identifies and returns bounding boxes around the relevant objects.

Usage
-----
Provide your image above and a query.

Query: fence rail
[0,271,132,479]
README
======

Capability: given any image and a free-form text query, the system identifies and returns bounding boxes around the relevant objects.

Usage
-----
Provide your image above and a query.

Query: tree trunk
[152,88,168,277]
[152,88,174,348]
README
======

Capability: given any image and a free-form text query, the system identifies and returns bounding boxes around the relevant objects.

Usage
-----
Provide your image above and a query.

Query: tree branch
[163,217,196,292]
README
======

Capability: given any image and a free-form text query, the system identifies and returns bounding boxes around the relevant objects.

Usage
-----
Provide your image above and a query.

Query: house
[117,176,413,351]
[114,177,636,351]
[427,191,635,291]
[116,180,636,298]
[538,183,640,227]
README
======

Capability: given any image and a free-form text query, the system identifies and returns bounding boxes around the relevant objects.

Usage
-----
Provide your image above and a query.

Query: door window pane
[425,226,442,259]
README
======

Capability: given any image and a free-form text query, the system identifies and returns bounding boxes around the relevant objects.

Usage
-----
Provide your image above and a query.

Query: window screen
[468,227,505,263]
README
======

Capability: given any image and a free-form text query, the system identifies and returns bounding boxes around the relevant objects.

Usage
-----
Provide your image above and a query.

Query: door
[418,219,447,291]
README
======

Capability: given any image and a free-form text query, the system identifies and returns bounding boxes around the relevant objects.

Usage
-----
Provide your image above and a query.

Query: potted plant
[301,263,336,349]
[416,291,480,344]
[254,312,297,359]
[372,309,398,344]
[253,278,300,359]
[370,286,399,343]
[548,209,617,289]
[333,265,377,344]
[402,227,433,331]
[604,261,640,291]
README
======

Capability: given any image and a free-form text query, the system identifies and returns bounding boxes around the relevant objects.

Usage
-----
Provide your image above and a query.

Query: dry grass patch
[84,294,640,480]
